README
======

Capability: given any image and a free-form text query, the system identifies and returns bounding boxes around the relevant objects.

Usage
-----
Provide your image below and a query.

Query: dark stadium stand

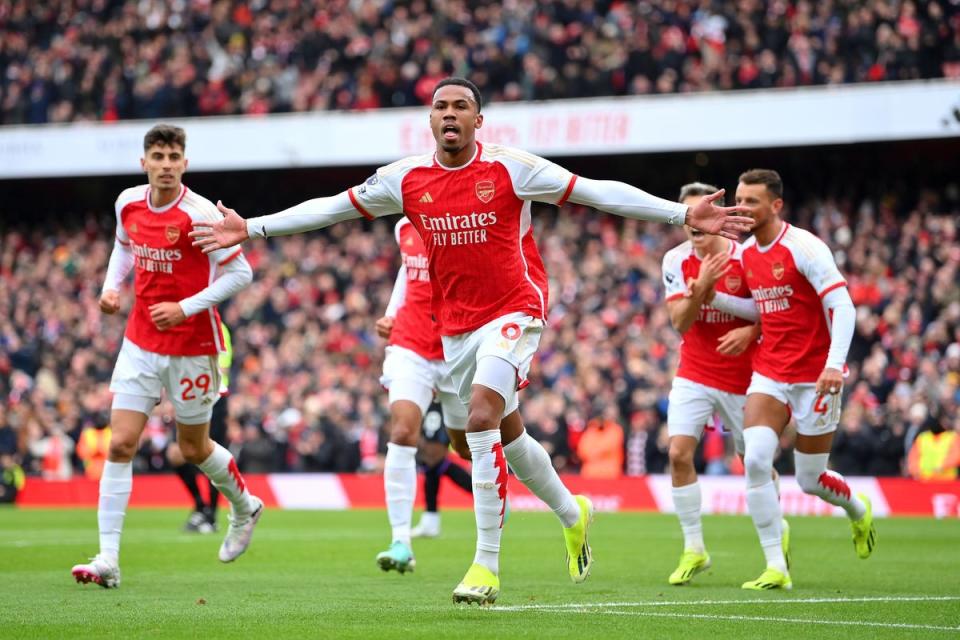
[1,0,958,124]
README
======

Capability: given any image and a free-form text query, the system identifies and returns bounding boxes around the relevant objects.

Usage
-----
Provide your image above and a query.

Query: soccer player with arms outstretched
[709,169,877,590]
[374,217,472,573]
[72,125,262,589]
[191,78,752,604]
[661,182,788,585]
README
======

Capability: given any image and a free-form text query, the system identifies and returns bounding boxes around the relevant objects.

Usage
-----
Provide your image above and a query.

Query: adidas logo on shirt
[419,192,434,203]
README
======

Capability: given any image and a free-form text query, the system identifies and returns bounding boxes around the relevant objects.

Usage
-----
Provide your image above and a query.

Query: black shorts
[421,401,450,445]
[209,396,228,446]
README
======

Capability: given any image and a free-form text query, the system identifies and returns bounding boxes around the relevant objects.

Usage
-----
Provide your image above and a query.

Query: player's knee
[466,403,500,432]
[108,438,137,462]
[668,440,695,472]
[178,440,209,465]
[388,419,419,447]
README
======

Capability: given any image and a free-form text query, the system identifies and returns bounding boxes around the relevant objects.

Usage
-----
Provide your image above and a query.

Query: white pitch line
[492,595,960,612]
[596,611,960,633]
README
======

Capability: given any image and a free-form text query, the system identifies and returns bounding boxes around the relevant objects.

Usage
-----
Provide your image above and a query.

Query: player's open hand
[375,316,394,339]
[717,324,760,356]
[189,201,249,253]
[685,189,754,240]
[815,367,844,396]
[99,289,121,315]
[696,251,730,291]
[149,301,187,331]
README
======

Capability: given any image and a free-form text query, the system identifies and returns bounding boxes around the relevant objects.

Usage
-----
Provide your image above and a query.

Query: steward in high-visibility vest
[908,428,960,481]
[77,425,112,480]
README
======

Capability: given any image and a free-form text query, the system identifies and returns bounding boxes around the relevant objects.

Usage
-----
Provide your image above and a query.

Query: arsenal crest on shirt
[725,274,742,292]
[772,261,785,280]
[165,225,181,244]
[476,180,495,203]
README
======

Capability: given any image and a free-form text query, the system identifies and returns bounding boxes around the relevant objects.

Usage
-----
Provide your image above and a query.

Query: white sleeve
[794,232,847,295]
[495,148,578,204]
[178,253,253,317]
[712,292,760,322]
[661,250,688,301]
[384,265,408,318]
[567,176,689,225]
[246,191,366,239]
[102,238,135,293]
[822,285,855,371]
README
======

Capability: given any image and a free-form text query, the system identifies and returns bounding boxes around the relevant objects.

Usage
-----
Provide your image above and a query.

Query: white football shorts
[747,372,842,436]
[442,312,543,418]
[667,376,746,455]
[110,338,220,425]
[380,345,467,430]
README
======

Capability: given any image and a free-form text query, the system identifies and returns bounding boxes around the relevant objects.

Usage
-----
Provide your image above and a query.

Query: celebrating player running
[191,77,753,605]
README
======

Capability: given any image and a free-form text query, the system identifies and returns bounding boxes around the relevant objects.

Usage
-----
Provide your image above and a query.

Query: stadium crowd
[1,0,958,124]
[1,187,957,481]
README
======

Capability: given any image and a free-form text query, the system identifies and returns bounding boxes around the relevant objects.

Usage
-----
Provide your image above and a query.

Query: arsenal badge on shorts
[771,262,785,280]
[476,180,495,203]
[165,225,181,244]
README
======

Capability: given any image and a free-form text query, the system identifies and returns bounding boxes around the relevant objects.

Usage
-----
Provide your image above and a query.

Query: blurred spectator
[0,0,957,124]
[75,423,110,480]
[907,408,960,480]
[0,452,25,503]
[577,407,624,478]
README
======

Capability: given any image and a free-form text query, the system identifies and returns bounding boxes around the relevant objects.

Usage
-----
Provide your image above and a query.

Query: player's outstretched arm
[189,191,364,254]
[567,179,753,240]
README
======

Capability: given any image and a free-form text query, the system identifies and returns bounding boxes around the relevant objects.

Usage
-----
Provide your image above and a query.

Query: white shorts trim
[111,393,158,416]
[380,345,467,430]
[441,312,542,418]
[667,377,745,455]
[747,372,841,436]
[110,338,220,424]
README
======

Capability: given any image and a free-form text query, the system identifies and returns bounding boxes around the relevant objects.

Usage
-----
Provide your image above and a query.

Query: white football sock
[98,460,132,563]
[795,451,866,520]
[468,430,506,575]
[743,427,787,573]
[503,430,579,527]
[197,442,256,520]
[671,481,705,554]
[384,442,418,546]
[417,511,440,530]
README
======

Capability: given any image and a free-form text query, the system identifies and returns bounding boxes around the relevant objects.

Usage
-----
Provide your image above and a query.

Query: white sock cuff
[197,441,230,473]
[671,481,701,500]
[466,429,501,452]
[794,451,830,474]
[501,430,529,457]
[385,442,418,468]
[101,460,132,479]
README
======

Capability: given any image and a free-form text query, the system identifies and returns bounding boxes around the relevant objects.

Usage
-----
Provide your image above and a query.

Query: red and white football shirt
[390,218,444,360]
[114,184,242,356]
[741,223,847,384]
[662,239,756,394]
[349,142,577,336]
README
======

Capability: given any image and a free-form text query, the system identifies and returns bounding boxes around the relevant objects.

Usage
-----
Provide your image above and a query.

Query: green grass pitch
[1,508,958,639]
